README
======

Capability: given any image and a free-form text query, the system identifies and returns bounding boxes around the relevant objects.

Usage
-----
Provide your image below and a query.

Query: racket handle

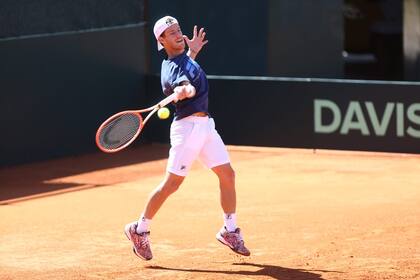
[158,93,177,108]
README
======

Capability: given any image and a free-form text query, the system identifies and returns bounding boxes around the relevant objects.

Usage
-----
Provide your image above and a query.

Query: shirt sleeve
[161,69,189,96]
[172,68,190,89]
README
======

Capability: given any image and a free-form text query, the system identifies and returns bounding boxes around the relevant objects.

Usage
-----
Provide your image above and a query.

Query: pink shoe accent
[216,227,250,256]
[124,222,153,260]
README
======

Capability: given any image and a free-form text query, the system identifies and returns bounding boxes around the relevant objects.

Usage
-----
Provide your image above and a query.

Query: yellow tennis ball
[157,107,170,119]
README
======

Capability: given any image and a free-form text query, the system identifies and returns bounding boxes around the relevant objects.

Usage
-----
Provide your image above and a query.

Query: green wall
[147,0,344,78]
[267,0,344,78]
[0,25,149,166]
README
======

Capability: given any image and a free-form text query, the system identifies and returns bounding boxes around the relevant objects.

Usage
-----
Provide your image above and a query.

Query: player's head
[153,16,185,52]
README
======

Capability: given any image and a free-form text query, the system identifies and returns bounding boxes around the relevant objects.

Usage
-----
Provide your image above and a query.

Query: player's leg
[124,172,184,260]
[142,172,185,221]
[211,163,249,256]
[199,118,250,256]
[211,163,236,214]
[125,117,205,260]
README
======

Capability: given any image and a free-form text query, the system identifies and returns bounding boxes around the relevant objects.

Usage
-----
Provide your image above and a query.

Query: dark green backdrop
[0,25,148,166]
[1,0,419,167]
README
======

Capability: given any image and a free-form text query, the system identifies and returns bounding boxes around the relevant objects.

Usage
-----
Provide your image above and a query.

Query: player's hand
[173,84,196,103]
[184,25,208,58]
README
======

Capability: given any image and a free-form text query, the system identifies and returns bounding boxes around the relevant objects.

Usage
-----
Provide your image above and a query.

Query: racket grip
[158,93,177,108]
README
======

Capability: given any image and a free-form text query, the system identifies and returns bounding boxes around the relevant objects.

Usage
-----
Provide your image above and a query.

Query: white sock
[223,213,237,232]
[136,215,151,234]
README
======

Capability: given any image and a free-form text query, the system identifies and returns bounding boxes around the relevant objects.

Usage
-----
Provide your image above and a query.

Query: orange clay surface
[1,143,420,280]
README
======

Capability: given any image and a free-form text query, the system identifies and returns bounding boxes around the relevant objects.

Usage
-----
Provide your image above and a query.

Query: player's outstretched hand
[184,25,208,58]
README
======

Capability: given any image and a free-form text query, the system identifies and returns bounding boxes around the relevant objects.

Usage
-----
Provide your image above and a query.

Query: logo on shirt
[180,165,186,170]
[185,60,200,81]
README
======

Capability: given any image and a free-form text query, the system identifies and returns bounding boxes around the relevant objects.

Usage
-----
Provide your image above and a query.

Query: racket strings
[98,113,142,150]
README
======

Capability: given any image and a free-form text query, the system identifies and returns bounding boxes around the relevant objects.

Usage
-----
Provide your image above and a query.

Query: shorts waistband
[191,112,208,117]
[176,115,210,123]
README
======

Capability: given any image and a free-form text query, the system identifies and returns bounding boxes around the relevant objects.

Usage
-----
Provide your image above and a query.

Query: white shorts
[167,116,230,176]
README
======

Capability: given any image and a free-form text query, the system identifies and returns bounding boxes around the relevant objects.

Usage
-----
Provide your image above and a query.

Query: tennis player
[124,16,250,260]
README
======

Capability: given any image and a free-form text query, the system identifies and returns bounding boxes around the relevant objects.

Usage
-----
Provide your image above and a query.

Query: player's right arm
[173,81,196,102]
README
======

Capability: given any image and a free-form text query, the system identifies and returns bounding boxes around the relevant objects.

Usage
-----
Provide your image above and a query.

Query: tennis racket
[95,93,177,153]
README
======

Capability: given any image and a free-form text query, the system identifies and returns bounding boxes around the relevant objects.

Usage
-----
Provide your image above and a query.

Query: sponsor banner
[145,76,420,154]
[314,100,420,138]
[207,77,420,154]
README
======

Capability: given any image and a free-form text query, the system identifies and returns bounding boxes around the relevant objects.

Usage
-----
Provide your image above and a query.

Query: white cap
[153,16,179,51]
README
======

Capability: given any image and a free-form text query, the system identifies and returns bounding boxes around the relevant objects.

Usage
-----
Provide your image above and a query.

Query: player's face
[161,24,185,52]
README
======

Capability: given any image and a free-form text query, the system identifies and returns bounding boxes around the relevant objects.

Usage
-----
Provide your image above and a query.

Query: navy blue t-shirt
[161,51,209,120]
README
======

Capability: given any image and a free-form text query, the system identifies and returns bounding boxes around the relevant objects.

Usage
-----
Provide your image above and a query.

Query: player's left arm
[184,25,208,60]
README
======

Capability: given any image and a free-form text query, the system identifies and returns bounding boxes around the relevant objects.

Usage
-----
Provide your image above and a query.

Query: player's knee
[227,168,235,184]
[220,167,235,186]
[160,176,183,195]
[160,182,179,196]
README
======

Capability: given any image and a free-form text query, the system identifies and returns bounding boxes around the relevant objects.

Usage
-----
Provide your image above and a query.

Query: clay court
[1,144,419,280]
